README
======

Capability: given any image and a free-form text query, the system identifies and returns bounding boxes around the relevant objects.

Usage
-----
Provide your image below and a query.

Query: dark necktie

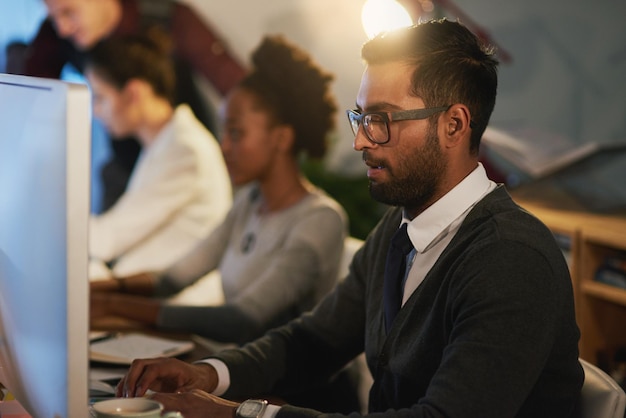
[383,223,414,331]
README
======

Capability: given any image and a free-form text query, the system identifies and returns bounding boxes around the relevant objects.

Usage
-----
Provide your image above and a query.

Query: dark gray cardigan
[213,186,583,418]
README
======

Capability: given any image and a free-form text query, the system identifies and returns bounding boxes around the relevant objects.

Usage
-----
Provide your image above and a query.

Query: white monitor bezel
[0,73,91,418]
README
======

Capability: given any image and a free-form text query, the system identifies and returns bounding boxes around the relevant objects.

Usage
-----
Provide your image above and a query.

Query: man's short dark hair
[361,19,498,153]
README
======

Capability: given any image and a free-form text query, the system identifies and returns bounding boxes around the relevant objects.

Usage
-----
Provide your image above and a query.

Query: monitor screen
[0,73,91,417]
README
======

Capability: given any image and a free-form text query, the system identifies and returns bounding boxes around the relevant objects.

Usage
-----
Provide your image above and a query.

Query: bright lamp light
[361,0,413,39]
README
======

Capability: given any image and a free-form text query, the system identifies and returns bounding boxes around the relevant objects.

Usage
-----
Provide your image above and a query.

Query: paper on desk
[90,333,194,365]
[89,368,128,382]
[89,331,112,343]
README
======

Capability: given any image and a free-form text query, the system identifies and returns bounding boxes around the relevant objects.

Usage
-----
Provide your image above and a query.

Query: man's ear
[440,103,472,147]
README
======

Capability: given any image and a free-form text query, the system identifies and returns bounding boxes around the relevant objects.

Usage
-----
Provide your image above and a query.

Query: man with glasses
[115,19,583,418]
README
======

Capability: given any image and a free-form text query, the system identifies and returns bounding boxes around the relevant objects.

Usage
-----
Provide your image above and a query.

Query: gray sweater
[156,183,348,343]
[213,186,583,417]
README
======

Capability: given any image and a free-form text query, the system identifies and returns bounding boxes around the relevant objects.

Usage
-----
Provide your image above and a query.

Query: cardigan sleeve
[207,211,387,403]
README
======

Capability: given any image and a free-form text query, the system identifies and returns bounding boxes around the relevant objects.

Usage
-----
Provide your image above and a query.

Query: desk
[91,316,232,364]
[0,329,227,418]
[0,399,30,418]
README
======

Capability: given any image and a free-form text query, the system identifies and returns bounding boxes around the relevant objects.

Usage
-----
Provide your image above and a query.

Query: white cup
[91,397,183,418]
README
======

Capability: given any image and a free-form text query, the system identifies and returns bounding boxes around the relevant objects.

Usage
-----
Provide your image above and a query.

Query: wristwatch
[236,399,268,418]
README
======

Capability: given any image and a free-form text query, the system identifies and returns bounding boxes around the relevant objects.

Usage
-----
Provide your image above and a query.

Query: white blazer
[90,105,232,277]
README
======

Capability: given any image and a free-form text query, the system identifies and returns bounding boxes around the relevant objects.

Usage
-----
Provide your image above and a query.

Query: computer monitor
[0,73,91,417]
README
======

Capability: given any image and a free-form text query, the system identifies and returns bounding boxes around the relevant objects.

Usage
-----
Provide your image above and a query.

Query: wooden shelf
[513,194,626,369]
[581,219,626,250]
[581,281,626,307]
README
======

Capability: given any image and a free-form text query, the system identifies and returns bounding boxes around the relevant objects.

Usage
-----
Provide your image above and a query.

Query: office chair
[579,358,626,418]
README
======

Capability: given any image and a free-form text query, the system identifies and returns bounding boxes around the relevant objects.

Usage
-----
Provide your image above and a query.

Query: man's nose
[353,127,374,151]
[54,17,76,38]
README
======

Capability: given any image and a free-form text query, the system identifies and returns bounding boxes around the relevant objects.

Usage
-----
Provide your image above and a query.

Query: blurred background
[2,0,626,236]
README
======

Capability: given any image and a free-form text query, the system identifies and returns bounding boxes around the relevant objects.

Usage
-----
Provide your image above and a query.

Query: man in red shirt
[19,0,246,210]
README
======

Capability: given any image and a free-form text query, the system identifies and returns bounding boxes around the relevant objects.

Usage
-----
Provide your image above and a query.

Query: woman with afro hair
[91,34,349,346]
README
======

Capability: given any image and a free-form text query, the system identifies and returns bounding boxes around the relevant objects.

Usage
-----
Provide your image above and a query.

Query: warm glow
[361,0,413,39]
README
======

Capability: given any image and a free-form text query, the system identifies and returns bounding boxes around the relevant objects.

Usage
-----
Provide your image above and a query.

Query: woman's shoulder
[297,186,348,224]
[169,105,219,148]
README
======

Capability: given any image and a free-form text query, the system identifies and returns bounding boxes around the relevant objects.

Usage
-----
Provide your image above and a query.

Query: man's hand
[117,357,219,398]
[151,389,240,418]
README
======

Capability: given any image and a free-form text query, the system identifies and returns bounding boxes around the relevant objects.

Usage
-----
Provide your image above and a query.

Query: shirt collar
[402,163,495,252]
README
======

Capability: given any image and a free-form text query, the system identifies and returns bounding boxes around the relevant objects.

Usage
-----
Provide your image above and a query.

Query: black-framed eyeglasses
[346,106,450,145]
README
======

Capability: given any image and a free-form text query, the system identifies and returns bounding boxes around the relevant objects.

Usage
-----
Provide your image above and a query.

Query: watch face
[239,400,265,417]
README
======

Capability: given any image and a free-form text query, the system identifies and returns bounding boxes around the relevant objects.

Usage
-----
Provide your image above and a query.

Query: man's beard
[368,127,445,211]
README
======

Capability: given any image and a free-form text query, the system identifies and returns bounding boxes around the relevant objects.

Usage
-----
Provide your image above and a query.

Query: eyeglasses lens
[363,114,387,144]
[347,110,388,144]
